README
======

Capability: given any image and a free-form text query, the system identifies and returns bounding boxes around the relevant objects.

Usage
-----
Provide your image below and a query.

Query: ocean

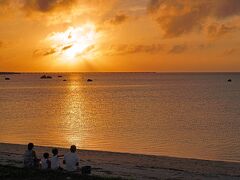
[0,73,239,162]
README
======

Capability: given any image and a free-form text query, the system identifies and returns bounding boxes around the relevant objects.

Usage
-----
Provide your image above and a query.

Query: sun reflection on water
[62,80,87,147]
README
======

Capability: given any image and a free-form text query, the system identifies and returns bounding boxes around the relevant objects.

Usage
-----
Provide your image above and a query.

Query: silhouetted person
[63,145,79,171]
[41,152,51,169]
[23,143,38,168]
[50,148,61,170]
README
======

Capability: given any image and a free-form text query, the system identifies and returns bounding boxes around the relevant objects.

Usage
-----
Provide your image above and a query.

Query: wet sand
[1,143,240,179]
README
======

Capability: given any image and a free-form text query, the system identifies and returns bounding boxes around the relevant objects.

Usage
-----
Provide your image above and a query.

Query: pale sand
[1,143,240,179]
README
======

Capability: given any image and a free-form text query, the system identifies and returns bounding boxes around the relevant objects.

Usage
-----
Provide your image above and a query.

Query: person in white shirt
[63,145,79,171]
[50,148,60,170]
[41,152,51,169]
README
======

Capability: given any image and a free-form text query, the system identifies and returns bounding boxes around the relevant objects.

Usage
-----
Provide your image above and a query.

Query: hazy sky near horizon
[0,0,240,72]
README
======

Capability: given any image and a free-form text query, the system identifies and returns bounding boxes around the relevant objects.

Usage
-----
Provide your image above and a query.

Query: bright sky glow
[0,0,239,72]
[47,23,97,64]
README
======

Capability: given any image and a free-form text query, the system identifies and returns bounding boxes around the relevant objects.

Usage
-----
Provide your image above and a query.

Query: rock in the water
[40,75,47,79]
[41,75,52,79]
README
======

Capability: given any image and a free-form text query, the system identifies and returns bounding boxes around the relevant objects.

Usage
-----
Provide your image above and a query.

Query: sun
[47,23,97,64]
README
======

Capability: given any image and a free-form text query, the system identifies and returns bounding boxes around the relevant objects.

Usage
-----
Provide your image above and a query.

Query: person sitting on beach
[50,148,61,170]
[23,143,38,168]
[41,152,51,169]
[63,145,79,171]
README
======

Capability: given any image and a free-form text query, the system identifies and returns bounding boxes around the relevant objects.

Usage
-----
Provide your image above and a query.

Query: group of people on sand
[23,143,79,172]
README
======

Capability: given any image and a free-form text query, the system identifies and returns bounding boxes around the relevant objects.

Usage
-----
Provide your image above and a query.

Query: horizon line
[1,71,240,74]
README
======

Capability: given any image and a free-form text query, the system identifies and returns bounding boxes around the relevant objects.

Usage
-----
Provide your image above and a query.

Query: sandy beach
[0,143,240,179]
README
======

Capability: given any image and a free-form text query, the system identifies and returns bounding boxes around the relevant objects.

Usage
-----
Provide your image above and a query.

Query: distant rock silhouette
[5,77,10,80]
[87,79,93,82]
[228,79,232,82]
[63,79,67,81]
[41,75,52,79]
[40,75,47,79]
[58,75,62,78]
[0,72,20,75]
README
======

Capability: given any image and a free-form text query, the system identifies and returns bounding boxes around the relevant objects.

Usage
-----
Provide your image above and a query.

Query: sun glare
[48,23,96,64]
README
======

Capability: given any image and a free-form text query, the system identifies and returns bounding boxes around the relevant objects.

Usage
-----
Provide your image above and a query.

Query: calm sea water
[0,73,240,162]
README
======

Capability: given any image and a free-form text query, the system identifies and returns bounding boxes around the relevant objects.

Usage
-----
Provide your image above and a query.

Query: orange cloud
[148,0,240,38]
[61,45,73,51]
[102,44,165,56]
[147,0,163,14]
[106,14,128,25]
[0,0,8,5]
[22,0,76,13]
[33,48,56,56]
[169,44,188,54]
[0,0,117,22]
[223,48,239,56]
[207,23,239,38]
[213,0,240,19]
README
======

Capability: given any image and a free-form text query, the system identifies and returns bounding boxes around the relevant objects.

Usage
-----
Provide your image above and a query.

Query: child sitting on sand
[23,143,39,168]
[50,148,61,170]
[41,152,51,169]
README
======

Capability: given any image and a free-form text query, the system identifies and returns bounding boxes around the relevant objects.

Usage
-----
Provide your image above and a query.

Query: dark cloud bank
[22,0,76,12]
[148,0,240,38]
[107,14,128,25]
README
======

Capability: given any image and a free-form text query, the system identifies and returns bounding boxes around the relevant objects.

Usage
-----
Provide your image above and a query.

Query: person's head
[70,145,76,153]
[43,152,49,159]
[27,143,34,150]
[52,148,58,156]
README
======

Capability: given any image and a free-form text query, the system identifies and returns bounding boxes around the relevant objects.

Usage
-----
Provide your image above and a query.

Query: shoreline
[1,142,240,164]
[1,143,240,179]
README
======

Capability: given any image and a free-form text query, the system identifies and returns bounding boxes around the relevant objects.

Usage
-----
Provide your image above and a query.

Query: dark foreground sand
[0,165,121,180]
[1,143,240,180]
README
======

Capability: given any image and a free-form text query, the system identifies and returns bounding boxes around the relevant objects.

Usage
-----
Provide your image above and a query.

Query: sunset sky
[0,0,240,72]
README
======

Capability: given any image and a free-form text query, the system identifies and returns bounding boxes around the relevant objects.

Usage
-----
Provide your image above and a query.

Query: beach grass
[0,165,123,180]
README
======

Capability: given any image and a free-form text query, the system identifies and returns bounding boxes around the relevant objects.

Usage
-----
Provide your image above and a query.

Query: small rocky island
[40,75,52,79]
